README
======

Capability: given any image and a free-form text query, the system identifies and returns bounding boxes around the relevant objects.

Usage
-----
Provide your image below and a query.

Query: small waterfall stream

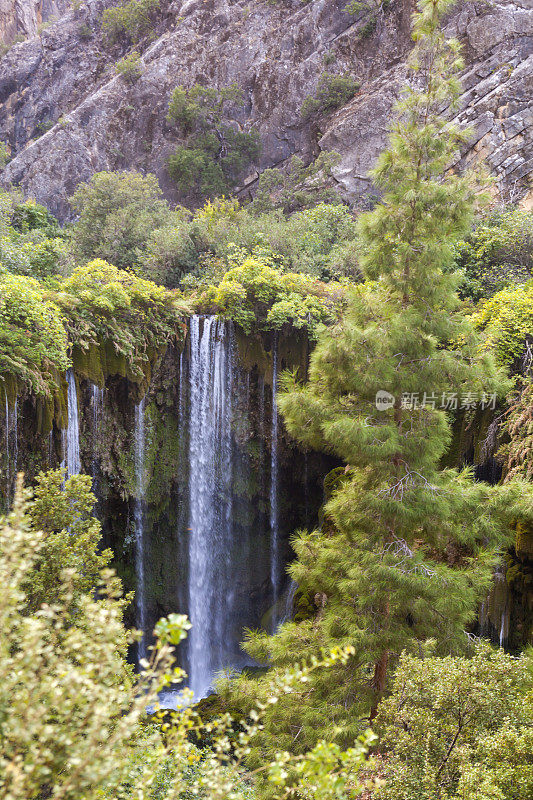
[187,315,236,698]
[4,394,17,505]
[66,368,81,477]
[134,398,147,662]
[91,384,104,482]
[270,335,281,628]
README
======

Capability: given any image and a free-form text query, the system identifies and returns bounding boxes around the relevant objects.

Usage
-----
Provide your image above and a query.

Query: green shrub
[166,82,244,132]
[69,170,174,270]
[166,83,260,201]
[189,197,359,280]
[192,252,343,336]
[472,281,533,371]
[56,259,185,371]
[140,219,198,287]
[101,0,161,45]
[0,272,70,394]
[115,50,143,83]
[376,644,533,800]
[300,72,359,120]
[250,152,341,214]
[0,195,71,280]
[12,198,61,237]
[455,207,533,300]
[0,140,10,169]
[78,22,93,39]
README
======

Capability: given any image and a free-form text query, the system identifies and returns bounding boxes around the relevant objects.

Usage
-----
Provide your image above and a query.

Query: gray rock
[0,0,532,217]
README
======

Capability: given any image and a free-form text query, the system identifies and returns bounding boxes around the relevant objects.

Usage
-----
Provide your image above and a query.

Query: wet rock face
[0,0,532,218]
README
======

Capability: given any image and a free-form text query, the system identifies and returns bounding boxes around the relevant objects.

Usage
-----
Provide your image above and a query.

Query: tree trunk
[369,650,389,721]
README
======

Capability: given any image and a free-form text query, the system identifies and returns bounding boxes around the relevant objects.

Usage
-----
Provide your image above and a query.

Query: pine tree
[222,0,533,760]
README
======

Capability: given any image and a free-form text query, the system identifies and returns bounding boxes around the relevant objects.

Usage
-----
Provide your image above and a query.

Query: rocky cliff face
[0,0,69,47]
[0,0,531,218]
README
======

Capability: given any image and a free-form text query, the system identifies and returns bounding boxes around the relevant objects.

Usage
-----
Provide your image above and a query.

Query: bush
[115,50,143,83]
[376,643,533,800]
[69,171,174,270]
[192,252,344,336]
[56,259,185,375]
[250,152,341,214]
[455,208,533,300]
[0,272,70,393]
[101,0,161,45]
[24,469,113,613]
[11,198,61,237]
[300,72,359,120]
[0,140,10,169]
[166,83,260,201]
[189,198,359,281]
[140,219,198,286]
[472,281,533,371]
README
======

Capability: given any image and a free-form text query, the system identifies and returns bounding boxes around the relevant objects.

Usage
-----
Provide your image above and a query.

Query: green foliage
[0,140,10,169]
[115,50,144,83]
[0,186,185,391]
[472,281,533,371]
[24,469,114,613]
[226,0,533,756]
[11,198,61,237]
[101,0,161,45]
[300,72,359,120]
[166,83,244,132]
[189,198,360,281]
[193,253,343,336]
[455,207,533,300]
[250,152,341,215]
[78,22,93,39]
[166,83,260,200]
[499,378,533,483]
[376,643,533,800]
[0,193,70,280]
[0,488,374,799]
[55,259,185,380]
[0,272,69,394]
[140,217,198,286]
[69,171,174,270]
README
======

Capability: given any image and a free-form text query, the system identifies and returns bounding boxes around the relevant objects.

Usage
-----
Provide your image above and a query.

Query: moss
[514,520,533,559]
[72,344,105,386]
[1,373,18,407]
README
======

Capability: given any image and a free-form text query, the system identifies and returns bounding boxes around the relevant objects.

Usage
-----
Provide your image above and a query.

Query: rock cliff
[0,0,531,218]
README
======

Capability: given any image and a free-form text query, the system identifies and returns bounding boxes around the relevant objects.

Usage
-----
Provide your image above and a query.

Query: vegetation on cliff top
[0,199,185,393]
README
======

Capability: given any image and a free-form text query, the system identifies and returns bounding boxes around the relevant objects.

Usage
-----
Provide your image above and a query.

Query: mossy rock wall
[1,315,532,654]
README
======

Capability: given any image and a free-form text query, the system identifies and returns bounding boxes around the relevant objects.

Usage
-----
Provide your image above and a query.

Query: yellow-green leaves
[0,272,69,394]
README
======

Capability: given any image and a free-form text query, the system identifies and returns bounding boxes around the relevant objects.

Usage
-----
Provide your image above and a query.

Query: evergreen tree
[222,0,533,760]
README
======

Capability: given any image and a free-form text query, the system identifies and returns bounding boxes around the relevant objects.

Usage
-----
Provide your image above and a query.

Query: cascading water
[91,384,104,480]
[187,315,236,698]
[134,398,147,663]
[66,369,81,477]
[4,394,17,505]
[270,335,281,628]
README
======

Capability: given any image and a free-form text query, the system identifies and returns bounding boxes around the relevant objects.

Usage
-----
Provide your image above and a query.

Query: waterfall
[66,369,81,477]
[134,398,147,663]
[187,315,235,698]
[270,335,281,627]
[281,579,298,624]
[4,394,17,505]
[91,384,104,481]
